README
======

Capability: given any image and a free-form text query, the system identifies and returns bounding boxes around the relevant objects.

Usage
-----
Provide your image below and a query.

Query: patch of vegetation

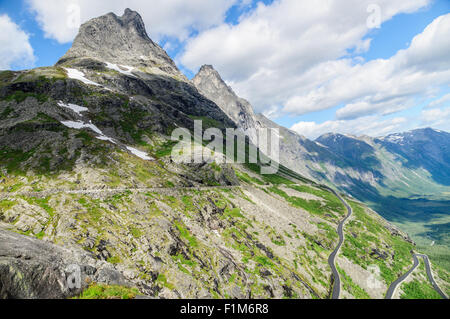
[268,186,341,221]
[400,280,442,299]
[0,106,14,118]
[128,225,142,238]
[0,71,16,85]
[210,161,222,172]
[172,253,196,268]
[181,195,195,212]
[73,283,139,299]
[77,197,104,223]
[317,222,338,241]
[156,273,175,290]
[188,115,225,129]
[224,207,244,219]
[0,199,17,211]
[76,131,94,144]
[174,220,198,248]
[25,197,54,217]
[35,230,46,240]
[0,147,35,175]
[234,170,264,185]
[107,256,121,264]
[154,140,178,158]
[2,90,48,103]
[245,163,294,185]
[118,108,146,144]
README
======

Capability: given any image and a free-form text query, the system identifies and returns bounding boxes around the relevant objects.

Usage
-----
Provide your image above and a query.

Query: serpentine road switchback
[327,189,353,299]
[385,253,448,299]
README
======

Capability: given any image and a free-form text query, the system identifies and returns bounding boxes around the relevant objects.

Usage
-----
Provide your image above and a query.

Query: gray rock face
[58,8,183,78]
[0,227,130,299]
[256,113,340,180]
[193,65,263,141]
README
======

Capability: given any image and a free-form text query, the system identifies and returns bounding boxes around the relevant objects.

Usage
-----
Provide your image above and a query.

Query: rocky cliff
[0,227,130,298]
[193,65,263,143]
[59,8,183,79]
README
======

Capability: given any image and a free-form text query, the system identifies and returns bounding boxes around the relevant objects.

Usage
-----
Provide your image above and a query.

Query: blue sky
[1,0,449,138]
[0,0,71,68]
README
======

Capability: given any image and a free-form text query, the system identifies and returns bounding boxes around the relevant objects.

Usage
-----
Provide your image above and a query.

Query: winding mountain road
[417,254,448,299]
[385,254,420,299]
[385,253,448,299]
[326,189,353,299]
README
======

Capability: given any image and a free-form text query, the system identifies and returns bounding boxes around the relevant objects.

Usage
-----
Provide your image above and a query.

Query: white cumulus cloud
[0,14,35,70]
[310,13,450,120]
[180,0,432,116]
[291,116,409,140]
[421,107,450,130]
[427,93,450,109]
[26,0,240,43]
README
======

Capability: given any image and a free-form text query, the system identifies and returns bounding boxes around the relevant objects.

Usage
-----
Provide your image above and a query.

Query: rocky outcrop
[193,65,263,143]
[0,227,130,299]
[58,8,184,79]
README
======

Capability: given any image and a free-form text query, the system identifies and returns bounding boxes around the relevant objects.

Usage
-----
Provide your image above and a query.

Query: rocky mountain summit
[58,8,184,78]
[193,65,263,142]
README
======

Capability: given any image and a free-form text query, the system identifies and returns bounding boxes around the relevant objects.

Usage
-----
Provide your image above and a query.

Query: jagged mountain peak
[192,64,262,135]
[57,8,183,78]
[193,64,235,96]
[197,64,216,73]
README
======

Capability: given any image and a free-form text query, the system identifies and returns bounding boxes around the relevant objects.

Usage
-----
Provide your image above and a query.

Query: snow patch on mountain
[126,146,154,161]
[105,62,136,77]
[58,101,89,116]
[60,119,153,161]
[64,68,101,86]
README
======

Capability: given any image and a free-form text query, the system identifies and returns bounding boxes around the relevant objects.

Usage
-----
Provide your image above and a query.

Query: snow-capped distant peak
[381,133,404,144]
